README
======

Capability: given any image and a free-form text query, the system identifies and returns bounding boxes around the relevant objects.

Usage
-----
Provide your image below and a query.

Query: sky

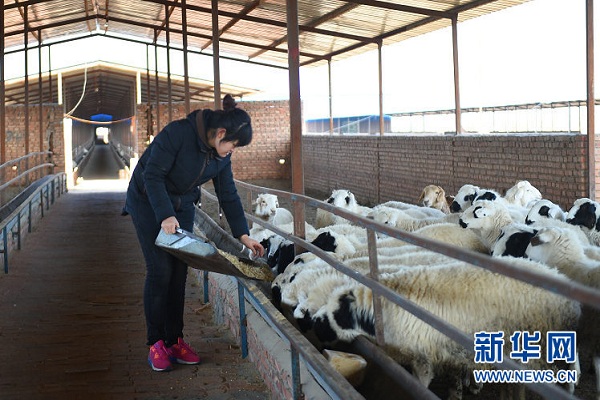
[2,0,593,120]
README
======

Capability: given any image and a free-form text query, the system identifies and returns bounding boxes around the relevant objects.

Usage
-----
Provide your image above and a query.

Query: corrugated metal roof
[2,0,531,119]
[4,0,531,66]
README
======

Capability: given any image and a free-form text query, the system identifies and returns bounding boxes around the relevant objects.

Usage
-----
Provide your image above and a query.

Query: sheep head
[419,185,446,208]
[253,193,280,221]
[327,189,358,209]
[450,184,480,213]
[525,199,566,225]
[566,198,600,231]
[504,180,543,207]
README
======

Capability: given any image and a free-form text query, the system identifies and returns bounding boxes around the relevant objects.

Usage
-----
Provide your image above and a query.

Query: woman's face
[212,129,238,158]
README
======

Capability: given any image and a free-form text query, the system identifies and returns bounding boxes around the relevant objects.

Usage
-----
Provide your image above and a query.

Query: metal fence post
[237,280,248,359]
[2,226,7,274]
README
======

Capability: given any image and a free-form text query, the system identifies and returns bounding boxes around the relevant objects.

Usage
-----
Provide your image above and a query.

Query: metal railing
[0,173,67,273]
[221,180,599,400]
[0,152,54,208]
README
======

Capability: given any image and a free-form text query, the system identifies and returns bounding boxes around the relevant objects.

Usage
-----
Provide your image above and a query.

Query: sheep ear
[436,187,445,202]
[417,191,424,203]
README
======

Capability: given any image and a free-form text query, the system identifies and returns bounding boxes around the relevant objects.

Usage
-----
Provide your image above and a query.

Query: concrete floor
[0,144,271,400]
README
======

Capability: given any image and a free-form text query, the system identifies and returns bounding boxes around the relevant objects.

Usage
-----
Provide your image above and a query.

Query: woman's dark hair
[205,94,253,147]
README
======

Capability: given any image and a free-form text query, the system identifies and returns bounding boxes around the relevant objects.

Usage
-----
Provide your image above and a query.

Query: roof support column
[287,0,306,240]
[145,44,153,145]
[451,15,462,134]
[182,0,190,114]
[48,46,52,104]
[378,40,384,135]
[38,29,43,152]
[211,0,222,108]
[24,5,30,156]
[328,59,333,135]
[1,2,5,164]
[587,0,596,200]
[164,4,173,123]
[154,37,160,133]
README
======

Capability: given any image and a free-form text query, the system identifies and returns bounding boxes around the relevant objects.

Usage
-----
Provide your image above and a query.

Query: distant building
[305,115,391,134]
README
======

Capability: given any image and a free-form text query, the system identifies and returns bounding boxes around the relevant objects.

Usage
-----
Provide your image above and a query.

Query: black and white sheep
[490,223,539,258]
[310,260,580,399]
[526,226,600,400]
[314,189,372,229]
[566,198,600,246]
[458,200,516,251]
[449,184,480,213]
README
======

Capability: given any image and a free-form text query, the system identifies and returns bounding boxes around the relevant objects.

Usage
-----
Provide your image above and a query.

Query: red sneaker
[167,338,201,365]
[148,340,173,372]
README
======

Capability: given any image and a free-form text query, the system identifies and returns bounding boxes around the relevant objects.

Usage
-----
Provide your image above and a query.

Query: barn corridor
[0,145,270,399]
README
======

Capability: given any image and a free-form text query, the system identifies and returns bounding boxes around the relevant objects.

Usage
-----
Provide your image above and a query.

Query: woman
[123,95,264,372]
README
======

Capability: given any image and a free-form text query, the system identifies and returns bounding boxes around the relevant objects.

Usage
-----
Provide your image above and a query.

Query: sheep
[249,193,294,241]
[490,223,539,258]
[458,200,516,250]
[566,198,600,246]
[525,199,567,224]
[252,193,293,225]
[503,180,543,207]
[526,226,600,293]
[369,204,459,232]
[380,200,447,218]
[526,226,600,400]
[418,184,451,214]
[490,199,589,259]
[472,188,528,222]
[525,199,592,245]
[293,249,458,325]
[310,260,580,400]
[449,184,480,213]
[314,189,372,229]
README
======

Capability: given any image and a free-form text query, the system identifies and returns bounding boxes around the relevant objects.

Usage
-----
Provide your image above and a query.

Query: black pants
[126,188,195,346]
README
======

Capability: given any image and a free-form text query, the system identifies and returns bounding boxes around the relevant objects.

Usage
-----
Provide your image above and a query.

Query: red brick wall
[4,104,64,172]
[4,101,596,212]
[303,134,590,211]
[135,100,292,180]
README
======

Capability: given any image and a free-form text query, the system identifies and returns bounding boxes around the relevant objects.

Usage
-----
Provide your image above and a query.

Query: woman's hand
[161,216,180,234]
[239,234,265,258]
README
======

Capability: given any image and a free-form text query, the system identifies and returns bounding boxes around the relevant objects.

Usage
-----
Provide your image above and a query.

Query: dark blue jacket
[124,109,249,238]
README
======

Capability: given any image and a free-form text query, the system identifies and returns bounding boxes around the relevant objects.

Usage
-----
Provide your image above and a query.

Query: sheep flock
[247,181,600,400]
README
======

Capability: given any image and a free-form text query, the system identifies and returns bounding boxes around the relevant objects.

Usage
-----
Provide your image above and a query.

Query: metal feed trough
[155,207,273,281]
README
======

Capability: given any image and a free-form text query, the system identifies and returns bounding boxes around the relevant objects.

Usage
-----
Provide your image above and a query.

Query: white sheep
[380,200,447,218]
[418,184,451,214]
[449,184,480,213]
[314,189,372,229]
[310,260,580,399]
[526,226,600,293]
[369,204,459,232]
[503,180,543,207]
[249,194,294,241]
[252,193,293,225]
[526,226,600,400]
[293,249,458,323]
[566,198,600,246]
